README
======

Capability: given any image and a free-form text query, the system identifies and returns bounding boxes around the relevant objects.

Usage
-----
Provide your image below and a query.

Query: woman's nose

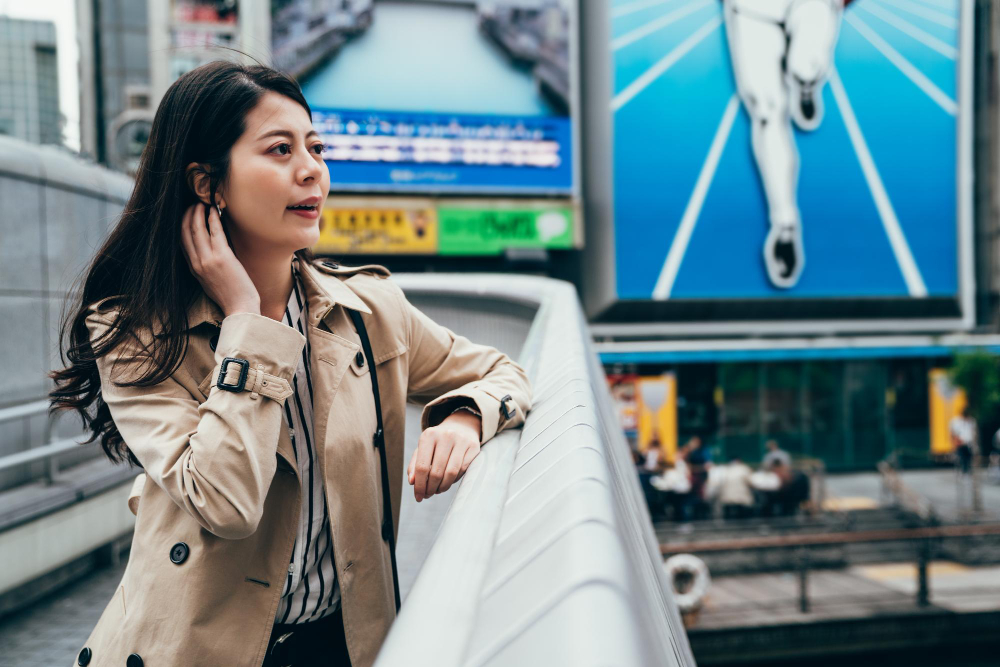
[297,150,324,182]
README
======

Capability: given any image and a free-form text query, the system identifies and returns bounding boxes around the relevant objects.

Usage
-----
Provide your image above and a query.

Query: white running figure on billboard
[723,0,846,288]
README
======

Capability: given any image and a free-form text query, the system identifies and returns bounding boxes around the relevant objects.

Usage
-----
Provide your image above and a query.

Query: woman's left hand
[408,410,482,502]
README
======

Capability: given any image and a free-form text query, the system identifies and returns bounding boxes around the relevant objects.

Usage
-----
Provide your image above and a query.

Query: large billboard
[273,0,577,195]
[593,0,973,328]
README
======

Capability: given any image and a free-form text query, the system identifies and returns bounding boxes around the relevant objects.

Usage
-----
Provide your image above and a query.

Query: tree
[949,349,1000,427]
[948,349,1000,514]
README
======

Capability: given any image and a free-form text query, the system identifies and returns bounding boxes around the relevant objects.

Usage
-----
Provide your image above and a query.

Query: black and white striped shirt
[274,260,340,624]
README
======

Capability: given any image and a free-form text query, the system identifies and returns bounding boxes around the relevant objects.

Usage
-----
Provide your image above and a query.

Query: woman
[49,60,531,667]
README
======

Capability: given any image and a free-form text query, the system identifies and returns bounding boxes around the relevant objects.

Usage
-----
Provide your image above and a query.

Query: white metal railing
[0,400,84,485]
[378,274,695,667]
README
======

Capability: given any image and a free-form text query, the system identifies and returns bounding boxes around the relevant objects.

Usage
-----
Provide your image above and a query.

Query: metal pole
[917,538,931,607]
[973,454,983,514]
[798,547,810,613]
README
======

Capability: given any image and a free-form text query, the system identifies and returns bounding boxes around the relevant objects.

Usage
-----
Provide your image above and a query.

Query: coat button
[382,517,392,541]
[209,333,218,351]
[373,428,383,445]
[77,647,92,666]
[355,351,365,367]
[169,542,189,564]
[126,654,144,667]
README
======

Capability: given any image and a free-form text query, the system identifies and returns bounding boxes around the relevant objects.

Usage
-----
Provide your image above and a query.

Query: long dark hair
[49,59,318,467]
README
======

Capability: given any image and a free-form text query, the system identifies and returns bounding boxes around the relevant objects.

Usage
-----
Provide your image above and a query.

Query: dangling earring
[215,204,223,219]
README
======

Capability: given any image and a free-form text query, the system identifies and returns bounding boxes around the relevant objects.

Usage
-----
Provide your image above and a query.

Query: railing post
[45,453,59,485]
[973,458,983,515]
[917,538,931,607]
[797,547,810,613]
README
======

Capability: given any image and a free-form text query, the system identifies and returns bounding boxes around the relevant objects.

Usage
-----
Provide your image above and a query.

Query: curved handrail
[378,274,695,667]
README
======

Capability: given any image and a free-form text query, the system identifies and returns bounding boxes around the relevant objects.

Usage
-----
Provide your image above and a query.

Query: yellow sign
[314,197,438,254]
[929,368,967,456]
[636,373,678,464]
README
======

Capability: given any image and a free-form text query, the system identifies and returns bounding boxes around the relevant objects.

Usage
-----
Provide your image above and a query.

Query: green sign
[437,207,574,256]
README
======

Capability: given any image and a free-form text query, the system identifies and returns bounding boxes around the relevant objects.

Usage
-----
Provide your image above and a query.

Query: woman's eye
[271,143,290,155]
[312,144,325,155]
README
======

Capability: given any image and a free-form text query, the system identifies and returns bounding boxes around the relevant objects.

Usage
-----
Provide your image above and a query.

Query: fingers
[412,428,482,502]
[412,433,436,502]
[426,438,455,497]
[437,443,467,495]
[460,445,478,475]
[207,202,227,252]
[407,449,417,485]
[189,202,211,258]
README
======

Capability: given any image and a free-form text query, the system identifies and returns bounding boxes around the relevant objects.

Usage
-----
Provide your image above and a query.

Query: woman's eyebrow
[257,129,320,141]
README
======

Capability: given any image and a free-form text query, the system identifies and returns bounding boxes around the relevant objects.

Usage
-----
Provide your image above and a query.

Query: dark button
[126,654,144,667]
[381,517,392,541]
[169,542,189,564]
[323,260,340,269]
[78,647,92,666]
[209,333,218,352]
[355,351,365,367]
[373,428,383,446]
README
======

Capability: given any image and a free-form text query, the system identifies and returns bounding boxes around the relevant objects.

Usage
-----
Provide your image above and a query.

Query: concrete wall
[0,135,132,486]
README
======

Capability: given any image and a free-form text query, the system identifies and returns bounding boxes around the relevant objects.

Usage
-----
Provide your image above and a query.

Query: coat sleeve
[86,308,306,539]
[394,284,532,445]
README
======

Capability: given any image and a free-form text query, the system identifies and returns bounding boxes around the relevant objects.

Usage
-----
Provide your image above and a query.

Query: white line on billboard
[859,4,957,59]
[653,95,740,300]
[612,16,722,111]
[830,68,928,298]
[875,0,958,29]
[612,0,682,20]
[907,0,959,12]
[611,0,713,51]
[846,13,957,115]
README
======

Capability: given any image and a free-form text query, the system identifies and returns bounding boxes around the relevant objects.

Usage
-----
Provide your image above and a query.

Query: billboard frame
[582,0,977,337]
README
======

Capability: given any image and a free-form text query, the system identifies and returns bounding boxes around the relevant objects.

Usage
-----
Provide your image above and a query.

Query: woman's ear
[185,162,211,205]
[184,162,224,208]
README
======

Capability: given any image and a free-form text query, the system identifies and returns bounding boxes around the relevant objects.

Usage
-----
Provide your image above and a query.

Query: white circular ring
[663,553,711,612]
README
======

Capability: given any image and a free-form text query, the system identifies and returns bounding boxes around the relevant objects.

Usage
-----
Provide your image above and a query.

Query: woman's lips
[286,206,319,219]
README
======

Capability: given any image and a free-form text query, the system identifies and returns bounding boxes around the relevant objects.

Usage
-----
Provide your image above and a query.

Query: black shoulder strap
[348,309,401,613]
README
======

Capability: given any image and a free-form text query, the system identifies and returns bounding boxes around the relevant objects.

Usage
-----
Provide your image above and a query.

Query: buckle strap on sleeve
[216,357,294,402]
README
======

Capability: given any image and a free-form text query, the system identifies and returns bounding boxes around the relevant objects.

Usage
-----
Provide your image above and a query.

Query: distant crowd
[634,438,811,522]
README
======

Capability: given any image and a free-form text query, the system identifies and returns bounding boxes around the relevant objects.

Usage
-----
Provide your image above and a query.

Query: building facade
[76,0,152,173]
[0,17,61,146]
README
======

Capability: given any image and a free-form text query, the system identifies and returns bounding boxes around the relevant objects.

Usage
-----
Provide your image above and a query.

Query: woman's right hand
[180,202,260,317]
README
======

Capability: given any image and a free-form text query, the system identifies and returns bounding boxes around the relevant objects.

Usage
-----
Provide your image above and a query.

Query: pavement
[825,468,1000,523]
[0,559,127,667]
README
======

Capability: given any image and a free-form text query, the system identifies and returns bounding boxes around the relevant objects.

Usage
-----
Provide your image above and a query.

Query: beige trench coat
[74,257,531,667]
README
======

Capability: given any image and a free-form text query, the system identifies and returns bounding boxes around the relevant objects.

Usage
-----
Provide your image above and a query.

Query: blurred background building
[76,0,152,172]
[0,16,61,145]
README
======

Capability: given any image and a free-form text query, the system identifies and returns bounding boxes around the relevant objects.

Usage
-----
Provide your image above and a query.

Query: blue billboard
[275,0,576,195]
[610,0,971,308]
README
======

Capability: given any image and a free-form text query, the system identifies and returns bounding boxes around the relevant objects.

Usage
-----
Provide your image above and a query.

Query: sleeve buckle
[500,394,515,420]
[217,357,250,392]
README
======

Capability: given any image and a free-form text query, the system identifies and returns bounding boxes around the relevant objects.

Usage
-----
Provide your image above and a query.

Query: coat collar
[182,256,372,332]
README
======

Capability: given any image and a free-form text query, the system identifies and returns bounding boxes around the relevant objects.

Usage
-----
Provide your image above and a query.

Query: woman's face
[213,91,330,257]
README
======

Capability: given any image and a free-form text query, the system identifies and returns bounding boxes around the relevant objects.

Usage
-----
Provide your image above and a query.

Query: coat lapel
[294,257,370,482]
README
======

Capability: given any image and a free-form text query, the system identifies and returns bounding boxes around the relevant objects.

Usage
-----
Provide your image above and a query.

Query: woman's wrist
[224,301,261,318]
[441,405,483,439]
